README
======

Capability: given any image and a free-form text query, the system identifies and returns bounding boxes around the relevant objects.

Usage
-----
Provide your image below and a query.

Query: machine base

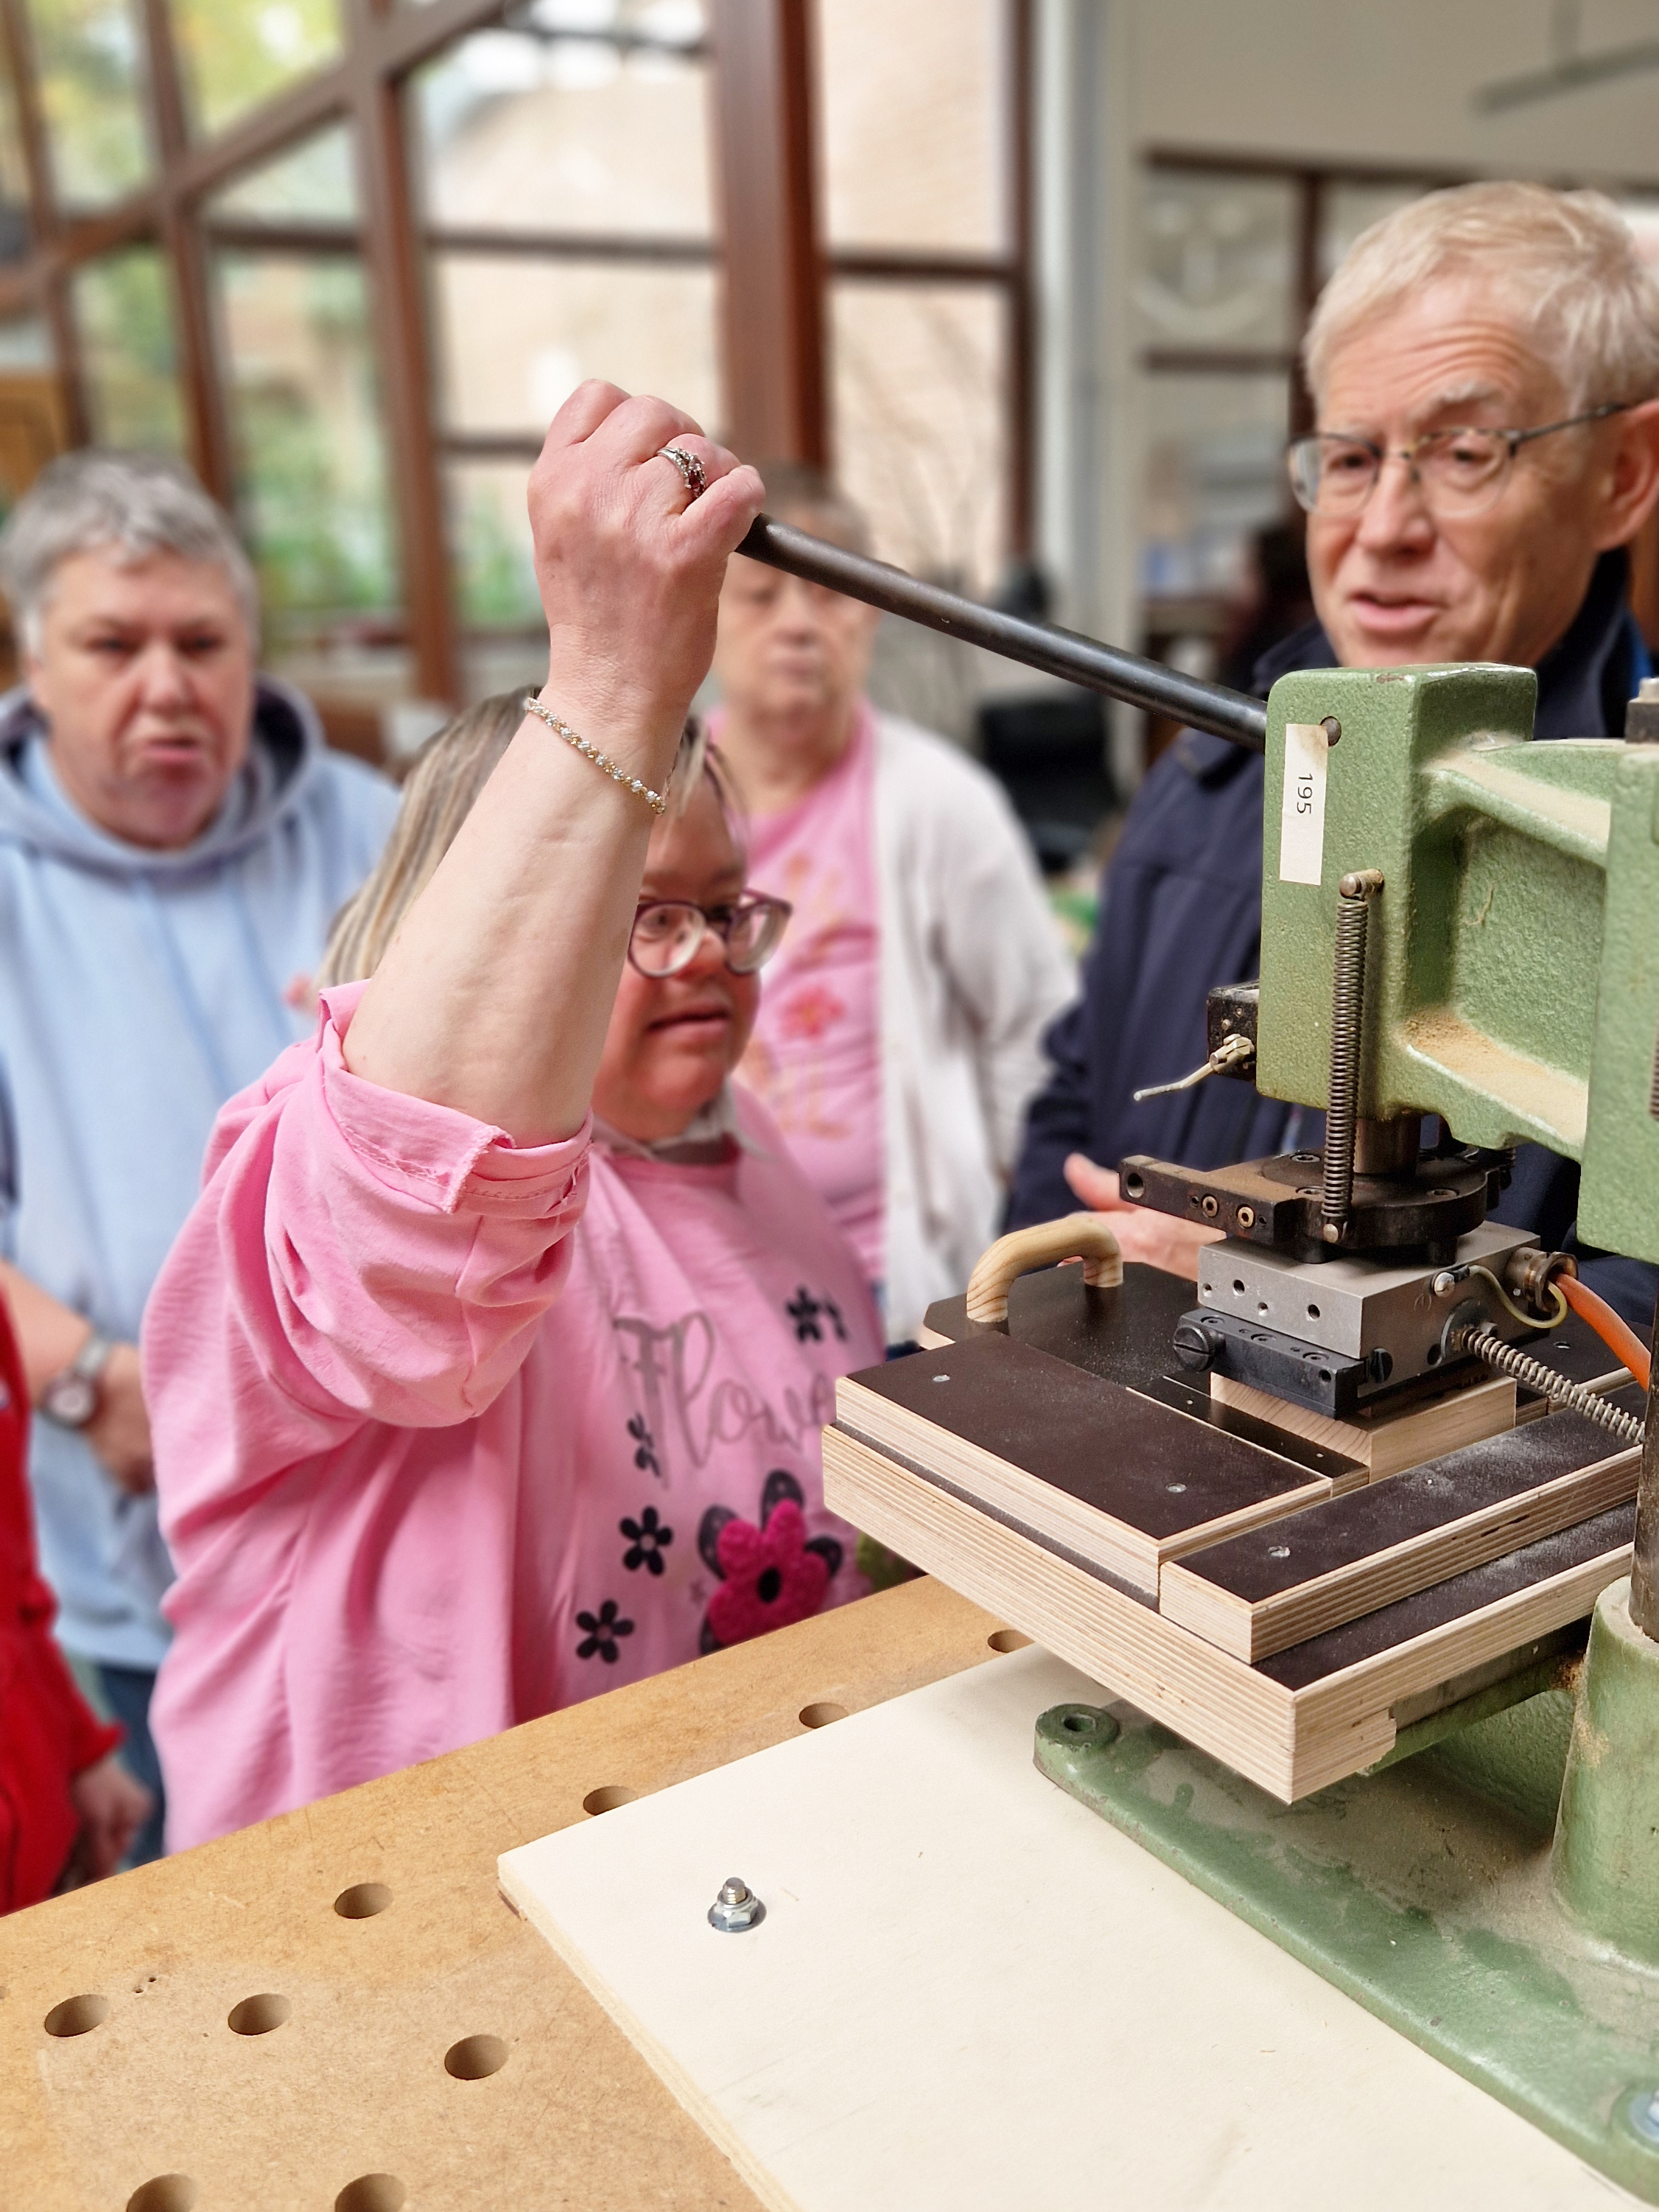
[1035,1690,1659,2202]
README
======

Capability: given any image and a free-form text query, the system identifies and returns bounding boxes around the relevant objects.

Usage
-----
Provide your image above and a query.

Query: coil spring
[1451,1326,1646,1447]
[1322,871,1383,1239]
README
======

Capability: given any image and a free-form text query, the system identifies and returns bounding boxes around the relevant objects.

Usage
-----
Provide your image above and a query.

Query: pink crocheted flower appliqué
[700,1469,843,1653]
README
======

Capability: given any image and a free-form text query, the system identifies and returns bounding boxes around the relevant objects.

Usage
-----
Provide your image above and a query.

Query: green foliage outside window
[169,0,343,140]
[72,248,184,451]
[27,0,150,207]
[219,255,397,629]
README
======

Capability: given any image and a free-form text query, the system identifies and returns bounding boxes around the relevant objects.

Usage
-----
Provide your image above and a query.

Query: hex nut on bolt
[708,1877,765,1933]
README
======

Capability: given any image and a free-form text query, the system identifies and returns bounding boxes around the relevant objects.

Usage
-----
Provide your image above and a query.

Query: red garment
[0,1300,120,1912]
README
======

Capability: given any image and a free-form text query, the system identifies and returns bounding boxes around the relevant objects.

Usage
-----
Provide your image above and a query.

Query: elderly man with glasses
[1011,181,1659,1323]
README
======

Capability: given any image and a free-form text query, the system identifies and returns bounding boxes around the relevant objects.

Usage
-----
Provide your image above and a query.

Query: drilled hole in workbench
[125,2177,197,2212]
[987,1629,1031,1653]
[335,2176,407,2212]
[43,1993,108,2037]
[445,2034,509,2081]
[582,1784,638,1815]
[227,1993,291,2036]
[334,1883,392,1919]
[799,1701,848,1728]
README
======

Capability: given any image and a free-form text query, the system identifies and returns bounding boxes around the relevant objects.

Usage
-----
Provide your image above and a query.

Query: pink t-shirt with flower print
[737,708,885,1286]
[144,984,881,1849]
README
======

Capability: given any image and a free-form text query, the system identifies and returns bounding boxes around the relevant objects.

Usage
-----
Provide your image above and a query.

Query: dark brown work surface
[1177,1393,1642,1603]
[0,1578,1005,2212]
[925,1260,1195,1379]
[847,1332,1325,1544]
[1258,1501,1635,1690]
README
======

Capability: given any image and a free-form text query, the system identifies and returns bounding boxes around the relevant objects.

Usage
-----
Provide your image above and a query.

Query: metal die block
[1196,1220,1533,1373]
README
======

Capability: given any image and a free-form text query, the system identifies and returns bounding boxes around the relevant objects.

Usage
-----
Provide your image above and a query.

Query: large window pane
[432,253,718,435]
[169,0,343,141]
[830,279,1006,592]
[208,123,358,224]
[448,458,539,629]
[1137,171,1297,354]
[73,247,184,449]
[214,253,396,643]
[817,0,1003,253]
[28,0,151,209]
[413,16,711,238]
[1141,371,1290,598]
[0,42,30,261]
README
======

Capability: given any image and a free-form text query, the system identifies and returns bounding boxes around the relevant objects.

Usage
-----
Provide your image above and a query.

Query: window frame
[0,0,1037,712]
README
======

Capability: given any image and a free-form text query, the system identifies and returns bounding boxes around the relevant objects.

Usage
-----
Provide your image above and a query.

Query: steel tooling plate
[1035,1693,1659,2202]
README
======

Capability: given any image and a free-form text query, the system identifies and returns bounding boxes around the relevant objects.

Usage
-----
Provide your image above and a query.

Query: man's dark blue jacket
[1009,549,1658,1326]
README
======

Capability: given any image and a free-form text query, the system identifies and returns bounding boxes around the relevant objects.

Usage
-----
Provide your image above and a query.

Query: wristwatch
[41,1330,114,1429]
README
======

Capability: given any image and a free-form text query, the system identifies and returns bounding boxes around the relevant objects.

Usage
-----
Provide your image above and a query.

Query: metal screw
[1432,1270,1458,1297]
[708,1876,765,1933]
[1627,2088,1659,2147]
[1321,715,1341,746]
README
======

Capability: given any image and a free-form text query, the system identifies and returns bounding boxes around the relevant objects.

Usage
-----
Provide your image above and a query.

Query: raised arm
[343,384,763,1143]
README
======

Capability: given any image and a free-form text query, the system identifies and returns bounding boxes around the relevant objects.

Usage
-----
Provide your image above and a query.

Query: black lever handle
[735,514,1269,755]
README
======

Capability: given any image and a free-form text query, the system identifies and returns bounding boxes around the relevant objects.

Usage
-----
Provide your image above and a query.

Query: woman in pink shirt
[144,388,879,1848]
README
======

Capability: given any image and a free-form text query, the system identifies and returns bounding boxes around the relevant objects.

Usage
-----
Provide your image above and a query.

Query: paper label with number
[1278,721,1329,886]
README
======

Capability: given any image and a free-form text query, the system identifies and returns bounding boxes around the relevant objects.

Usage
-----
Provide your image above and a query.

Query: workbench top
[1,1578,1004,2212]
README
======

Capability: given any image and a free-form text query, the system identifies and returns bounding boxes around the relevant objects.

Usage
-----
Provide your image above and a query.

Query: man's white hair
[0,449,259,655]
[1304,181,1659,416]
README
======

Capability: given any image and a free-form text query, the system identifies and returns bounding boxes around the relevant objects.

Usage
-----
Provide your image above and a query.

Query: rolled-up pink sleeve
[144,987,589,1526]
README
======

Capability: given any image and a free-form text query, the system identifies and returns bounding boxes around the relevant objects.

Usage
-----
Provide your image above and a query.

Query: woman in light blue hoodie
[0,451,399,1858]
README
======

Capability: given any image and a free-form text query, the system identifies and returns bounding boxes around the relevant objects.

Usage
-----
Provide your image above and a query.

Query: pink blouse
[145,985,880,1849]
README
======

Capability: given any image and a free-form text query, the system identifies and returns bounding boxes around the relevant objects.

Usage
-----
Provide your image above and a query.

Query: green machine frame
[1258,664,1659,1261]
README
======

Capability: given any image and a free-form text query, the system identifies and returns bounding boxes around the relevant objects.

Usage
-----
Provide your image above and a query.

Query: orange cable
[1559,1273,1651,1393]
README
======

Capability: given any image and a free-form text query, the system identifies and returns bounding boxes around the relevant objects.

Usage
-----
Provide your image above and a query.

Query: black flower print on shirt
[627,1413,662,1478]
[575,1598,635,1663]
[786,1287,849,1345]
[620,1505,673,1576]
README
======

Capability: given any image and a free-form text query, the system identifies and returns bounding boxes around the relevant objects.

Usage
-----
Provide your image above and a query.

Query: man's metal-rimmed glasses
[1286,399,1641,520]
[627,894,792,980]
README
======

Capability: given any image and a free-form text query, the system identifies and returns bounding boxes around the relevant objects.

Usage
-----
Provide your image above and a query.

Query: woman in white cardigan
[712,469,1075,1345]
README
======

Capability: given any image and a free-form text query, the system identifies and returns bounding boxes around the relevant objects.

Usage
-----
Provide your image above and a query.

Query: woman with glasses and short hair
[141,391,884,1847]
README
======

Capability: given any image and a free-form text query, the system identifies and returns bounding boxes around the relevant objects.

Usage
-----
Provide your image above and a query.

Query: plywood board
[1210,1368,1516,1477]
[824,1425,1632,1799]
[1161,1411,1640,1661]
[499,1647,1620,2212]
[837,1335,1335,1592]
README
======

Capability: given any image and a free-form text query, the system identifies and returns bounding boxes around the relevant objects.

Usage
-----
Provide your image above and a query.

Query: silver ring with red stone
[659,444,707,502]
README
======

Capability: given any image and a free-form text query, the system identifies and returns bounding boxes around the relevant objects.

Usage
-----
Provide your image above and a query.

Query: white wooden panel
[501,1648,1621,2212]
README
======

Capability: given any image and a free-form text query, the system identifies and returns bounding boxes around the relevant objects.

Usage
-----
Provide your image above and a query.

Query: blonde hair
[319,694,726,987]
[1304,181,1659,413]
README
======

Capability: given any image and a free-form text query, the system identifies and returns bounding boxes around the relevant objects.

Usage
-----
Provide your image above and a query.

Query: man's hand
[1064,1153,1222,1281]
[67,1753,152,1880]
[85,1343,154,1495]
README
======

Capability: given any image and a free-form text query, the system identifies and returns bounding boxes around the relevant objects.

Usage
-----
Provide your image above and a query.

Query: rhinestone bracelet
[521,696,667,815]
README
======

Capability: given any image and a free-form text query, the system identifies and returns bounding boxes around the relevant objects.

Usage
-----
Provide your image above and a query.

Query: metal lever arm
[736,516,1269,754]
[1132,1032,1256,1103]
